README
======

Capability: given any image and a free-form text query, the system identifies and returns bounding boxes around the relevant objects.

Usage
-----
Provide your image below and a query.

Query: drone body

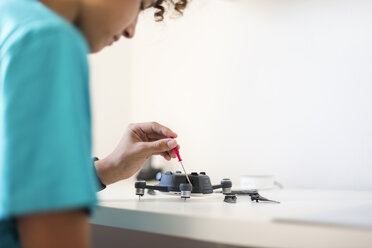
[135,171,232,200]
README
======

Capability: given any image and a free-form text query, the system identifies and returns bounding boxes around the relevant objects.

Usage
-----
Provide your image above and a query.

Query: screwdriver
[173,145,192,185]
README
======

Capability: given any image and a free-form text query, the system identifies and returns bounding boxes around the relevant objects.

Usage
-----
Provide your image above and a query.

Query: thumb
[142,138,178,154]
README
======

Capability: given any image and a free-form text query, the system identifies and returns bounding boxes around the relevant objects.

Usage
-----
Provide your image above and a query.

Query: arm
[17,210,90,248]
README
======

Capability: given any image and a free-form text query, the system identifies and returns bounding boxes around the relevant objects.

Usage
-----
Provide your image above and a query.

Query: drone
[135,171,233,200]
[135,171,280,203]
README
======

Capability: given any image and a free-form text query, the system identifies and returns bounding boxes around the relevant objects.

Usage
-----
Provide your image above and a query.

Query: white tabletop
[91,179,372,248]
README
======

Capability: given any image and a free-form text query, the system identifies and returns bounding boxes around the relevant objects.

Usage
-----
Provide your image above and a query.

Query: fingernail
[167,140,177,148]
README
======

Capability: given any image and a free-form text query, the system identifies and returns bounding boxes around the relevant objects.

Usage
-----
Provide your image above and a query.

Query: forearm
[94,156,122,186]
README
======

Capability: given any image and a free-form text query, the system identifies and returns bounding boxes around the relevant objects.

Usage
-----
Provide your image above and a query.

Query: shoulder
[0,0,89,58]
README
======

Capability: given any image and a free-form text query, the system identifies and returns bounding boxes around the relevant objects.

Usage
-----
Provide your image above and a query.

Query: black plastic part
[136,168,162,181]
[136,157,162,181]
[179,183,192,192]
[135,181,146,189]
[147,189,156,195]
[212,184,222,190]
[154,172,214,194]
[230,189,258,195]
[145,185,169,191]
[224,194,237,203]
[250,193,280,204]
[221,178,232,188]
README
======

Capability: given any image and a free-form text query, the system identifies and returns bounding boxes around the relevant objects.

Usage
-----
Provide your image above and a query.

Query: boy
[0,0,188,247]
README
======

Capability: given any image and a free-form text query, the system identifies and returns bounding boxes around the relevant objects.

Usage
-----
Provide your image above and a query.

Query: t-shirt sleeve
[0,23,98,218]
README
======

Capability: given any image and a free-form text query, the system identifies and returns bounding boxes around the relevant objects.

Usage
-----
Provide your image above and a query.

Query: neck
[39,0,81,25]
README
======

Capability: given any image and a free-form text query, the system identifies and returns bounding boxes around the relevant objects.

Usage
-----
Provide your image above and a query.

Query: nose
[123,29,132,39]
[123,16,139,39]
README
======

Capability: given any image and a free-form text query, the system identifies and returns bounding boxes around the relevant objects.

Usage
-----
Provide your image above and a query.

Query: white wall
[89,0,372,190]
[89,40,132,158]
[126,0,372,190]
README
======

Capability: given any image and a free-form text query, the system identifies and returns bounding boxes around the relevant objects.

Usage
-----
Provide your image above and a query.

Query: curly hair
[152,0,189,22]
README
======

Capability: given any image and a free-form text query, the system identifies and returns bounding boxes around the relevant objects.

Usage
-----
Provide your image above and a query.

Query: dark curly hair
[141,0,189,22]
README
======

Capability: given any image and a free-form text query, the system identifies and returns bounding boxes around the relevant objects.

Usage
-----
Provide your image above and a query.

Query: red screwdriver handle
[171,137,182,162]
[174,147,182,162]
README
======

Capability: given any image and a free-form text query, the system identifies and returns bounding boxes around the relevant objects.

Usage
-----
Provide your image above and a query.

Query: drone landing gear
[180,183,192,200]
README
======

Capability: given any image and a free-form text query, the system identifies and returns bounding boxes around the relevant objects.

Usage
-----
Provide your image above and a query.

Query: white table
[90,179,372,248]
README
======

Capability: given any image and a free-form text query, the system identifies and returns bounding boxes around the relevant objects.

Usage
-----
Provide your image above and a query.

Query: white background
[89,0,372,190]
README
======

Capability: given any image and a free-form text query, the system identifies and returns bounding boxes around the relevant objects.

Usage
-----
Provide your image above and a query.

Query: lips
[113,35,120,42]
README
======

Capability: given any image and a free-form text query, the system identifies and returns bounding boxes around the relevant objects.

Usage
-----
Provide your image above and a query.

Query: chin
[89,44,104,54]
[90,40,115,53]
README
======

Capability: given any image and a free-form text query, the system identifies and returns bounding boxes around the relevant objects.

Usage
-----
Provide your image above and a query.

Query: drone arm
[145,185,169,192]
[212,184,222,190]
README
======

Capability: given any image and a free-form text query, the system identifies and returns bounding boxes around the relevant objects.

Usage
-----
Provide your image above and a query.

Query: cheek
[83,0,140,52]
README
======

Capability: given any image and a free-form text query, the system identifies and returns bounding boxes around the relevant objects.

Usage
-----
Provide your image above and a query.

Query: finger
[155,150,177,160]
[155,151,171,160]
[168,150,177,159]
[137,122,178,139]
[152,151,165,156]
[153,145,180,156]
[162,153,171,161]
[141,138,178,154]
[152,144,180,159]
[147,133,171,141]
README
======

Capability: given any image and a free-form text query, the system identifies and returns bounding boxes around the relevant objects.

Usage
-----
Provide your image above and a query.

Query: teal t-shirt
[0,0,98,247]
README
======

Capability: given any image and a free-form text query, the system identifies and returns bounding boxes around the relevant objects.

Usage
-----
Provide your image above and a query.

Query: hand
[94,122,179,185]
